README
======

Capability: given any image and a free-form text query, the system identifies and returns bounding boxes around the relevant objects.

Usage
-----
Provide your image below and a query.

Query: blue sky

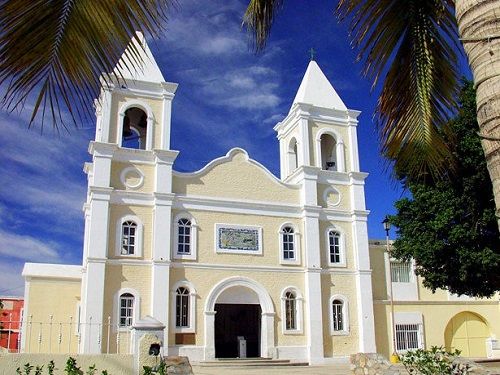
[1,0,458,296]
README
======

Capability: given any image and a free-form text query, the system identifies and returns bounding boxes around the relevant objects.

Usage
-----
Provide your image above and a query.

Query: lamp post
[383,216,398,363]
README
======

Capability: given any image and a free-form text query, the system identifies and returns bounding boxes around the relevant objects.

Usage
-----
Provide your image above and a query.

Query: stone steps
[195,358,310,367]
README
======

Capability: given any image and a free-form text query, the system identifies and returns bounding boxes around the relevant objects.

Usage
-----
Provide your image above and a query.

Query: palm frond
[243,0,283,52]
[336,0,461,181]
[0,0,173,129]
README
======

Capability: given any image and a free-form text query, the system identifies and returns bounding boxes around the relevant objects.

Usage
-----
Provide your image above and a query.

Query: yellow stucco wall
[169,267,306,348]
[172,209,304,266]
[108,204,153,260]
[319,220,354,269]
[110,161,155,193]
[369,242,500,359]
[24,278,81,353]
[321,273,359,357]
[173,151,300,204]
[102,264,152,353]
[109,93,164,149]
[317,184,350,211]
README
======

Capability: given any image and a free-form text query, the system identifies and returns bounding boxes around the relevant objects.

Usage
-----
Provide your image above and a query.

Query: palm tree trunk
[455,0,500,230]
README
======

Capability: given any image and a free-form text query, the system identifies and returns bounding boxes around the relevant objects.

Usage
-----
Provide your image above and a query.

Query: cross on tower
[309,48,316,61]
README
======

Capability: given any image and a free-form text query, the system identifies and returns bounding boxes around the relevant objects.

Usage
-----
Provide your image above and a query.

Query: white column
[262,312,276,358]
[350,172,376,352]
[98,88,113,143]
[80,260,106,353]
[204,311,216,360]
[303,210,324,364]
[161,95,174,150]
[336,140,346,172]
[299,116,311,166]
[347,111,361,173]
[151,262,170,351]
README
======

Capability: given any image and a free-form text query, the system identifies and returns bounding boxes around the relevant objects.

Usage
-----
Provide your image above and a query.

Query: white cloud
[0,230,60,263]
[0,262,25,297]
[199,36,245,55]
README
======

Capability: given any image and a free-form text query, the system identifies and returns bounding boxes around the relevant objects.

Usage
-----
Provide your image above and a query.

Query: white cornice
[174,195,302,218]
[22,263,82,280]
[172,262,305,273]
[373,299,499,306]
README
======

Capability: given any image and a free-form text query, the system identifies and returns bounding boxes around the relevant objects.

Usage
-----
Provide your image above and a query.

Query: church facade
[21,36,375,364]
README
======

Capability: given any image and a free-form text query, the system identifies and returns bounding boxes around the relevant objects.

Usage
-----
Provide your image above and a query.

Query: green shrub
[400,346,471,375]
[16,358,109,375]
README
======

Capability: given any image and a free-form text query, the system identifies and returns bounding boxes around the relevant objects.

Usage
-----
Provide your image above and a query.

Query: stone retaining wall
[350,353,404,375]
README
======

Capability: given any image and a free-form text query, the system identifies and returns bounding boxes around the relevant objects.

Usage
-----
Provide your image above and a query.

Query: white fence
[1,315,132,354]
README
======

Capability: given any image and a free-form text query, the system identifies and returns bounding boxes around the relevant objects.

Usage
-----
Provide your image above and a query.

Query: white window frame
[390,260,414,283]
[171,281,197,334]
[113,288,140,332]
[330,294,349,335]
[325,226,346,267]
[278,223,301,265]
[173,213,197,260]
[280,287,303,334]
[115,215,143,257]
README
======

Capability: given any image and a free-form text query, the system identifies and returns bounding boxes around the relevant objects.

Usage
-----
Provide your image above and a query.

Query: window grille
[395,323,421,351]
[332,299,344,331]
[177,219,192,254]
[121,221,137,255]
[329,231,341,264]
[391,261,413,283]
[175,287,190,327]
[119,293,134,327]
[285,291,296,330]
[282,227,295,260]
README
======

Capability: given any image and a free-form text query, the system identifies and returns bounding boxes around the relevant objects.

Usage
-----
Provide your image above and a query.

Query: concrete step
[195,358,309,367]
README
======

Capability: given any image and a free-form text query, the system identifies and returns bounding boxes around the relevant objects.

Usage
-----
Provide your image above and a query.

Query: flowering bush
[400,346,470,375]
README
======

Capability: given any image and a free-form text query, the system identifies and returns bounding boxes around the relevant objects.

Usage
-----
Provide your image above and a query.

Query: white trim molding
[171,280,197,334]
[172,212,197,261]
[115,215,144,258]
[280,286,304,334]
[315,127,346,172]
[330,294,350,336]
[204,276,276,360]
[120,166,145,190]
[278,222,301,265]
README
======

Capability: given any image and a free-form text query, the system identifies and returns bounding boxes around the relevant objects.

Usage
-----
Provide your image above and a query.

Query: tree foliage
[391,81,500,297]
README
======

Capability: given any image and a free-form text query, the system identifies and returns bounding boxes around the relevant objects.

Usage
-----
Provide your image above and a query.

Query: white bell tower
[80,33,178,353]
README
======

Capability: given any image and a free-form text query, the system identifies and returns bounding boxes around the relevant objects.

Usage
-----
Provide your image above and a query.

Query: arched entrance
[445,312,490,357]
[204,277,275,360]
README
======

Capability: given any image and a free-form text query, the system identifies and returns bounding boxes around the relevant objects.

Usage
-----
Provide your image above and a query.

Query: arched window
[330,295,349,335]
[173,214,197,260]
[281,287,303,334]
[121,221,137,255]
[119,293,134,327]
[116,216,143,257]
[327,228,345,266]
[288,138,298,174]
[279,224,300,264]
[122,107,148,150]
[285,291,297,330]
[332,299,344,331]
[175,287,190,328]
[320,133,337,171]
[172,281,196,333]
[282,227,295,260]
[177,219,192,254]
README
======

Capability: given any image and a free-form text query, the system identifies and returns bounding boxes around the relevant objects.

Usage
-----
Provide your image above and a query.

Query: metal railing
[390,261,413,283]
[1,315,132,354]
